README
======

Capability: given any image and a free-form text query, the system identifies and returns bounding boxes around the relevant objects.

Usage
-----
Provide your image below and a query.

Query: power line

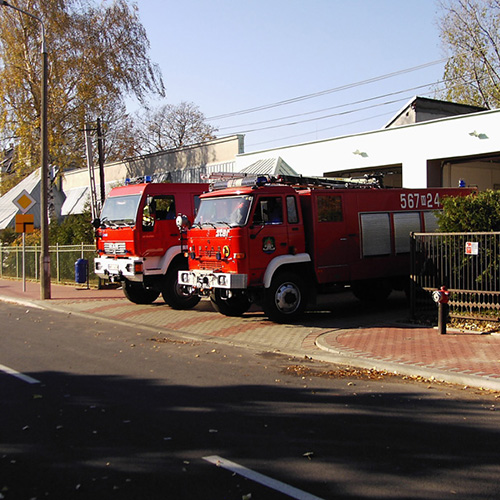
[218,75,473,138]
[223,96,412,135]
[216,80,443,132]
[207,58,447,121]
[247,110,398,148]
[242,75,476,148]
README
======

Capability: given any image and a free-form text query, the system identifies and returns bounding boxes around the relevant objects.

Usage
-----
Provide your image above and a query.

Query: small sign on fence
[465,241,479,255]
[15,214,34,234]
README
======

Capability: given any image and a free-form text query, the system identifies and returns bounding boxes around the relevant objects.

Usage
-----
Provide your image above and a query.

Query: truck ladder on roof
[208,172,384,191]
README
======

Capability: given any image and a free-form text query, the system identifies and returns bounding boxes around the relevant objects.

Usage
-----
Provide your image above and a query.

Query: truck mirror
[92,217,101,229]
[176,214,191,230]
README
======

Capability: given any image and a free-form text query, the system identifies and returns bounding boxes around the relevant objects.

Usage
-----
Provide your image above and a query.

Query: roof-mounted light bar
[124,175,153,185]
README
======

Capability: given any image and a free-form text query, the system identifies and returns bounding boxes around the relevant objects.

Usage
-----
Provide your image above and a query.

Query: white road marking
[203,455,325,500]
[0,364,40,384]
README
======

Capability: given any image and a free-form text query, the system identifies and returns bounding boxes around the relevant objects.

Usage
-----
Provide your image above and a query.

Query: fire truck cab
[94,180,207,308]
[178,174,472,322]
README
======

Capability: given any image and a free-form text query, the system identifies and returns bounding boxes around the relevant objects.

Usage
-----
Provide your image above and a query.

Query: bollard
[432,286,450,335]
[75,258,88,285]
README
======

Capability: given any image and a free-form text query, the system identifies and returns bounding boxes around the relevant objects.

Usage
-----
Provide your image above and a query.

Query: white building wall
[236,109,500,188]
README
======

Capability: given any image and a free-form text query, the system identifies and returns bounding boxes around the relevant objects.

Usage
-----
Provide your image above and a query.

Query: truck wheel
[210,289,251,317]
[351,279,391,303]
[123,279,160,304]
[263,272,306,323]
[162,266,201,310]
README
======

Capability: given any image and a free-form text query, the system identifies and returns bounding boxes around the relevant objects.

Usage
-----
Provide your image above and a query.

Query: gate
[410,232,500,322]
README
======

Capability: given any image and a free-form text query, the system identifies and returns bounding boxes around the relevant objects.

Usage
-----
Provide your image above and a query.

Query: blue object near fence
[75,258,88,284]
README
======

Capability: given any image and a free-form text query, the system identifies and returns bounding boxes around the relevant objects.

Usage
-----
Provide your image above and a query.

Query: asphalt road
[1,301,499,500]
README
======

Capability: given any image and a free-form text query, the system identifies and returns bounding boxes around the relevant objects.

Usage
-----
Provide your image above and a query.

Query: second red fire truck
[177,174,473,322]
[93,179,208,308]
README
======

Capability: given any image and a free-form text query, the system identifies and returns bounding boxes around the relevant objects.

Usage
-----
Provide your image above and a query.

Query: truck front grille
[104,242,127,255]
[198,260,223,271]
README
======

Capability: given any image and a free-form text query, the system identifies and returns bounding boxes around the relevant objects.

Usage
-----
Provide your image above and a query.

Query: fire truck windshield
[194,195,252,227]
[100,194,141,227]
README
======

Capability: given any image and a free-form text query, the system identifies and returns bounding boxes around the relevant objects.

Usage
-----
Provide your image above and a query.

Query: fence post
[409,232,416,320]
[0,242,2,278]
[56,243,60,283]
[16,245,19,279]
[34,244,38,281]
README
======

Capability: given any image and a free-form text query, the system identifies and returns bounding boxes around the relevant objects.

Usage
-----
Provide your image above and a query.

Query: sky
[133,0,445,153]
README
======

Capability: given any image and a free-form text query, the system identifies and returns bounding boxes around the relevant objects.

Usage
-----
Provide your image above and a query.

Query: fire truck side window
[253,197,283,224]
[153,195,176,220]
[317,195,343,222]
[194,195,201,216]
[286,196,299,223]
[142,196,155,230]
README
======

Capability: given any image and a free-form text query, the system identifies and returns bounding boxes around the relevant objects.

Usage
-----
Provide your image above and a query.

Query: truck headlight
[181,272,189,282]
[218,275,227,286]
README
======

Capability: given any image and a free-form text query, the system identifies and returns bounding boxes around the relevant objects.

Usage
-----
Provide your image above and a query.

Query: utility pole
[97,118,105,208]
[84,124,98,220]
[1,1,51,299]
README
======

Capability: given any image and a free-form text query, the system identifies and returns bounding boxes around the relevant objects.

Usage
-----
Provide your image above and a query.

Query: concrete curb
[315,331,500,392]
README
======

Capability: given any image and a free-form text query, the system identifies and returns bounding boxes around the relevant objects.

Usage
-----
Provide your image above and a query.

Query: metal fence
[410,232,500,322]
[0,243,97,285]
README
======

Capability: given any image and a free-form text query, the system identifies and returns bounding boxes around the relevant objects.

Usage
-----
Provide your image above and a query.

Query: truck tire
[162,265,201,310]
[210,289,251,317]
[263,271,306,323]
[123,279,160,304]
[351,279,391,303]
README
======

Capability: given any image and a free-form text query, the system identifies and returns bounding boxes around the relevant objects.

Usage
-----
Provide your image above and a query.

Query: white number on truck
[400,193,440,210]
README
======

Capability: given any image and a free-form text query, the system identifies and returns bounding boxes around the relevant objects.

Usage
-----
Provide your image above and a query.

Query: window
[252,197,283,224]
[143,195,176,231]
[394,212,421,254]
[195,195,252,227]
[100,194,141,225]
[194,195,201,216]
[360,213,391,256]
[317,195,343,222]
[153,195,176,220]
[286,196,299,223]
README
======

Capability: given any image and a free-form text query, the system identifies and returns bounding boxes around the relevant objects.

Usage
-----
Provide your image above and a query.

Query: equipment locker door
[314,193,352,283]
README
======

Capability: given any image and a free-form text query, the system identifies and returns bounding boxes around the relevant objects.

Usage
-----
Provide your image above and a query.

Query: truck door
[248,195,289,284]
[314,193,352,283]
[140,194,178,256]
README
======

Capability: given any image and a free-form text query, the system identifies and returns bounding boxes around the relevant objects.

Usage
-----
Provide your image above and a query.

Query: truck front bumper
[94,256,144,282]
[178,269,247,292]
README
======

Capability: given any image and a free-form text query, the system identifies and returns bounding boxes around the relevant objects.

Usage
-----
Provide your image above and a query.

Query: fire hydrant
[432,286,450,335]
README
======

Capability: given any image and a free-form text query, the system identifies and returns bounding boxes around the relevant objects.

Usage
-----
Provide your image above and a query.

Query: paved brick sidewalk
[316,326,500,389]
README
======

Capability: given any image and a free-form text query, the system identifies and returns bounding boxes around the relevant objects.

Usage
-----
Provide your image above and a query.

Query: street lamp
[1,1,50,299]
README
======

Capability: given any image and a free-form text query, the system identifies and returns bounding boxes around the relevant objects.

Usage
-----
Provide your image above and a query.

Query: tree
[438,0,500,108]
[0,0,164,193]
[437,190,500,231]
[135,101,218,154]
[49,210,95,244]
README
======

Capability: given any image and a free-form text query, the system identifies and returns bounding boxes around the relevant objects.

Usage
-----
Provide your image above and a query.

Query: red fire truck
[93,180,208,308]
[177,174,473,322]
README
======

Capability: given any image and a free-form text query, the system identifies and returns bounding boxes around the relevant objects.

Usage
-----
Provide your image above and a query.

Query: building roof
[384,96,487,129]
[239,157,298,176]
[0,169,41,230]
[60,186,89,216]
